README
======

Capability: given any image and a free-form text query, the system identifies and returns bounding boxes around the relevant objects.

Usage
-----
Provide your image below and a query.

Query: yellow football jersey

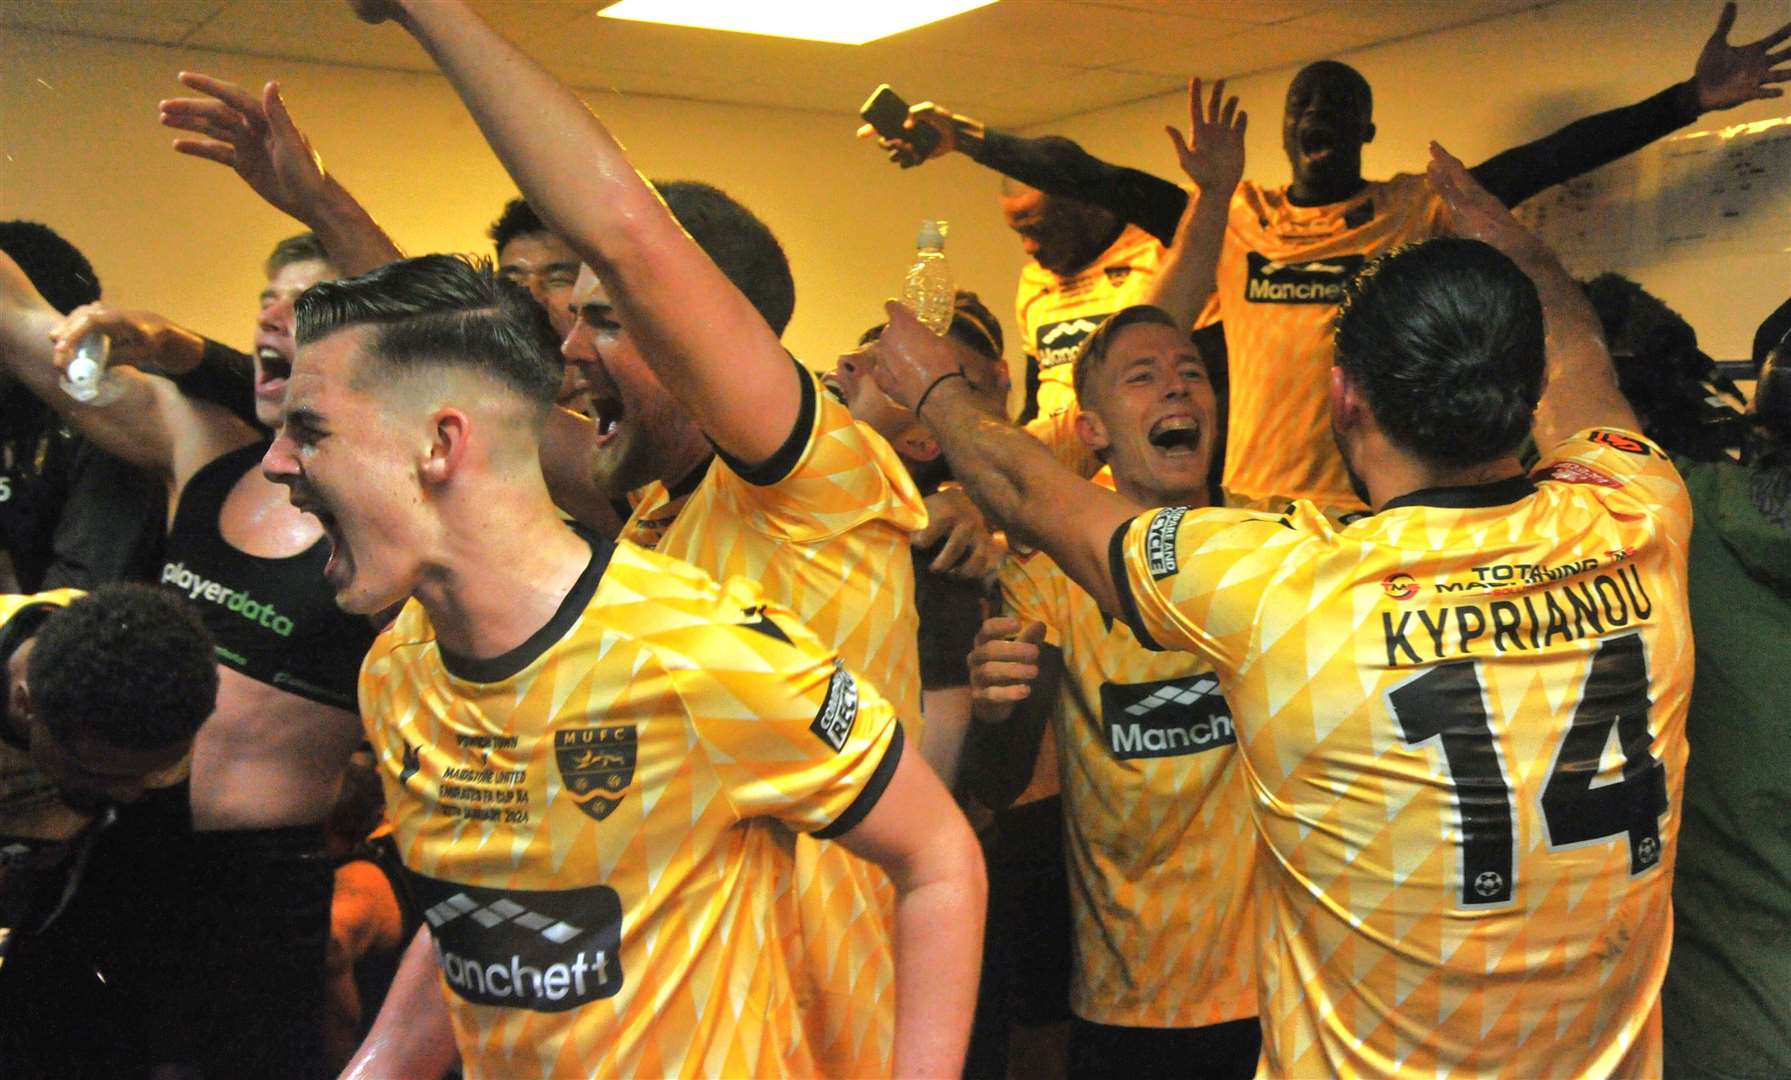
[1215,175,1447,511]
[360,538,905,1080]
[1000,523,1257,1029]
[617,361,925,1077]
[1110,429,1692,1078]
[1016,223,1167,423]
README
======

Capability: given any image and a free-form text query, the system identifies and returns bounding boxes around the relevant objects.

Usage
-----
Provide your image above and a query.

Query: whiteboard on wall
[1512,116,1791,361]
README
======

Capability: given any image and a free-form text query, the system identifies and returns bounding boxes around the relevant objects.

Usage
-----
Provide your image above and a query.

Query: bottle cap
[916,219,946,250]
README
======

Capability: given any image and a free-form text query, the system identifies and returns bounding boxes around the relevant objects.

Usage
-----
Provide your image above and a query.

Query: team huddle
[2,0,1788,1077]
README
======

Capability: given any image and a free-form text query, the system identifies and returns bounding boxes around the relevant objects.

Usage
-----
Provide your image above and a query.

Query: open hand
[160,72,331,223]
[1165,77,1247,194]
[917,487,1007,581]
[1693,2,1791,111]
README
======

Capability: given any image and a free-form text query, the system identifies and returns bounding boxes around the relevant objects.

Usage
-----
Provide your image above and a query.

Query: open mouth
[256,347,292,392]
[1148,416,1202,455]
[590,393,624,446]
[1298,126,1339,164]
[821,371,846,404]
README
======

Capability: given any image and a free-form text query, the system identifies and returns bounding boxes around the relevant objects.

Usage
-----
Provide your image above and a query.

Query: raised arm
[1430,144,1636,446]
[357,0,798,465]
[340,926,460,1079]
[871,302,1139,617]
[1144,79,1245,329]
[0,252,247,481]
[160,72,402,277]
[860,102,1189,247]
[1468,2,1790,207]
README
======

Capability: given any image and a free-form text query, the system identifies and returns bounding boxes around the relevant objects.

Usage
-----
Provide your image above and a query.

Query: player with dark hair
[1,584,216,996]
[870,144,1692,1077]
[332,6,955,1072]
[867,2,1789,515]
[256,251,982,1078]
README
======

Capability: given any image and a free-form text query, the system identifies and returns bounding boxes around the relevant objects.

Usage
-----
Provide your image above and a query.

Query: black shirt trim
[714,356,816,487]
[813,723,905,840]
[1379,474,1538,513]
[1107,519,1166,652]
[439,531,616,683]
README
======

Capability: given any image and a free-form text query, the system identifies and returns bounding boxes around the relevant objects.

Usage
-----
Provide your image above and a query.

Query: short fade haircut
[29,584,218,751]
[1334,237,1544,467]
[1071,305,1186,408]
[0,220,101,313]
[488,197,548,256]
[295,254,563,408]
[265,232,331,279]
[1291,60,1373,118]
[653,180,796,336]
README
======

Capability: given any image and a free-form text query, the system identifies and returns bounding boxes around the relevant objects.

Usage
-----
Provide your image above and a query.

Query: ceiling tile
[0,0,220,43]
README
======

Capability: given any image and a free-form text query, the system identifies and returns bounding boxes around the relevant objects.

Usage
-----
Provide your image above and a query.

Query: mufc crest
[554,725,636,821]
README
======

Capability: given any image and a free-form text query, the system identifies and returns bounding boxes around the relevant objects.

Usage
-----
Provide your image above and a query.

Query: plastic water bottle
[60,330,123,405]
[903,220,954,336]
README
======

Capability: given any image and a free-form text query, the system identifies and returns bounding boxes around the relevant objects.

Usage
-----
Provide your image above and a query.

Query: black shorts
[1068,1016,1262,1080]
[8,785,333,1079]
[964,795,1073,1078]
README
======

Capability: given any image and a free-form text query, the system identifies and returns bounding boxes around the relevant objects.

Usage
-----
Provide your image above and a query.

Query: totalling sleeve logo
[1145,506,1190,580]
[554,726,637,822]
[809,660,859,753]
[408,874,625,1012]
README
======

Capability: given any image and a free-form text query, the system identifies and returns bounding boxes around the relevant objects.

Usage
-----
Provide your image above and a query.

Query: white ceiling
[2,0,1558,128]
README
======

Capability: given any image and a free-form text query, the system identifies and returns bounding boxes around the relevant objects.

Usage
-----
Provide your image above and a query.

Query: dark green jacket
[1662,459,1791,1079]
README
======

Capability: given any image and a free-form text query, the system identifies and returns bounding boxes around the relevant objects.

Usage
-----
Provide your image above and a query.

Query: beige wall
[1030,0,1790,361]
[0,29,1028,366]
[3,0,1786,373]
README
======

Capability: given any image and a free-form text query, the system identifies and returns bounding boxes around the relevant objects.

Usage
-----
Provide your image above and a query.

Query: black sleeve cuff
[168,339,261,429]
[715,355,816,487]
[813,723,905,840]
[1107,518,1165,652]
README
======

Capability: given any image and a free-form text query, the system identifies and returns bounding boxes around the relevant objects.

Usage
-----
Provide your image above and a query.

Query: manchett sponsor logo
[1101,673,1237,760]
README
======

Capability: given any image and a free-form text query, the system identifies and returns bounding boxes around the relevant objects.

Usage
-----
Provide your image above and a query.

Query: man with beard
[0,72,393,1070]
[867,2,1790,515]
[868,146,1694,1078]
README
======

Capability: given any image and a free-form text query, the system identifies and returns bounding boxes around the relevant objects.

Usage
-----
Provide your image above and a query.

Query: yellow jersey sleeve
[708,359,926,543]
[1533,426,1691,539]
[1108,502,1316,672]
[666,600,904,838]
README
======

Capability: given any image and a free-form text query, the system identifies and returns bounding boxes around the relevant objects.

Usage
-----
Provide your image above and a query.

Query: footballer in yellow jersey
[1000,514,1258,1033]
[1109,424,1692,1077]
[1016,222,1167,423]
[1214,173,1445,512]
[362,537,907,1079]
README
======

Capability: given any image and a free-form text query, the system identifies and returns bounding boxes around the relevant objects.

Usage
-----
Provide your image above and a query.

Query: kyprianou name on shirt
[1380,563,1655,669]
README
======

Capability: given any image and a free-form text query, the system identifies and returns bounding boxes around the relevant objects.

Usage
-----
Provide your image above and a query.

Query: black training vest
[159,441,372,711]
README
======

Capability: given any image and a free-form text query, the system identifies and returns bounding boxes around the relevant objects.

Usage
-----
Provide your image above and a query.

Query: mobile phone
[860,84,941,159]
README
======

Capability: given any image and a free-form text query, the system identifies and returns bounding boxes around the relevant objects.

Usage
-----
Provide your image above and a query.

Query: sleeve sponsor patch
[809,659,859,753]
[1587,430,1662,458]
[1534,461,1622,489]
[1145,506,1189,580]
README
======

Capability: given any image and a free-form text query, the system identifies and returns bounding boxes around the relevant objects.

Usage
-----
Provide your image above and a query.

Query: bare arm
[339,925,460,1080]
[1144,78,1245,330]
[836,738,986,1079]
[0,252,249,481]
[1429,144,1637,447]
[160,72,403,277]
[871,302,1139,617]
[362,0,798,464]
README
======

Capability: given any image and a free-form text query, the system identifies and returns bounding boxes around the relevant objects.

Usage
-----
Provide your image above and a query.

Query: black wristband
[915,368,967,416]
